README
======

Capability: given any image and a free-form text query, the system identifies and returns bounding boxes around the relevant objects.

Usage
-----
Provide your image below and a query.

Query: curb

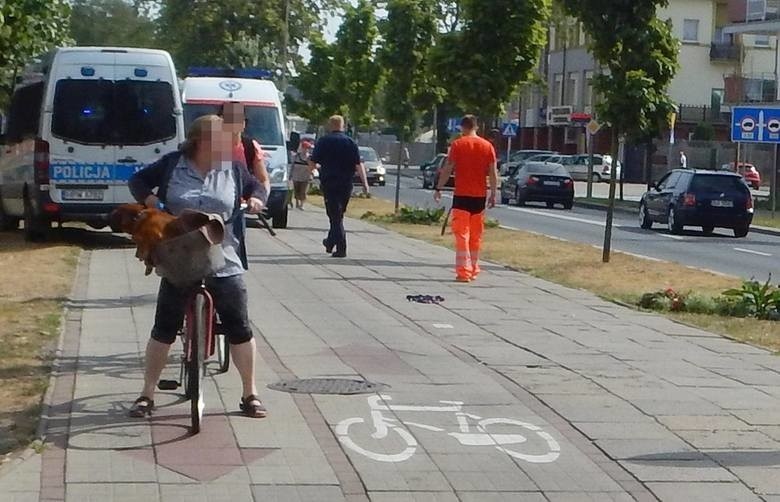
[575,200,780,237]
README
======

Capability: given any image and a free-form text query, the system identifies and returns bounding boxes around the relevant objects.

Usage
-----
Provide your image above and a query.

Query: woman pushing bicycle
[127,114,268,419]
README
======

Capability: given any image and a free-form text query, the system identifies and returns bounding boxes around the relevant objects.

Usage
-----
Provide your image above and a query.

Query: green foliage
[291,37,343,126]
[380,0,438,142]
[331,0,381,130]
[307,184,323,196]
[692,122,715,141]
[70,0,157,48]
[362,206,445,225]
[561,0,679,142]
[485,218,500,229]
[156,0,341,74]
[723,277,780,319]
[0,0,72,103]
[429,0,549,118]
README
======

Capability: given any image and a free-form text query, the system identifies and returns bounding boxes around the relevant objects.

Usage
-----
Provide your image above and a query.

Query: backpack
[241,136,256,169]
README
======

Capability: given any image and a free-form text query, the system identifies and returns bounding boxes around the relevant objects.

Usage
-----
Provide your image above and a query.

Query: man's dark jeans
[322,181,352,254]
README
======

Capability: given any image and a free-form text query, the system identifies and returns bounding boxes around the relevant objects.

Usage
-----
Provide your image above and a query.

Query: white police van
[0,47,184,241]
[180,68,293,228]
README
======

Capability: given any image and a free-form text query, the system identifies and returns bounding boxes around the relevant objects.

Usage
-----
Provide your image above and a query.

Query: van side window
[6,82,44,142]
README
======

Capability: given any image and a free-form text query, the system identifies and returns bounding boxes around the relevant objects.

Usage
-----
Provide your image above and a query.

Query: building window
[584,71,595,108]
[754,34,771,46]
[553,74,563,106]
[683,19,699,42]
[566,72,579,107]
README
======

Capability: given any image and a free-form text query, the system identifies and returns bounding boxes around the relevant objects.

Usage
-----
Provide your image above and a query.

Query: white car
[567,154,622,182]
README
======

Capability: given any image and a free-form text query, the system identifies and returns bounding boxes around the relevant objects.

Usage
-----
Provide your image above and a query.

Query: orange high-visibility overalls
[447,136,496,281]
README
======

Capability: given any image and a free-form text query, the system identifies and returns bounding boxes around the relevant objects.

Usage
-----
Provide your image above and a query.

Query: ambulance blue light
[134,68,148,77]
[80,67,95,77]
[187,67,274,79]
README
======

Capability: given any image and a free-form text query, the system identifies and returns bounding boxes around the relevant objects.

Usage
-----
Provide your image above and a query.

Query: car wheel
[563,200,573,210]
[23,196,48,242]
[422,179,430,189]
[733,225,749,238]
[702,226,714,236]
[667,206,683,235]
[639,202,653,229]
[515,188,525,207]
[591,172,602,183]
[272,207,289,229]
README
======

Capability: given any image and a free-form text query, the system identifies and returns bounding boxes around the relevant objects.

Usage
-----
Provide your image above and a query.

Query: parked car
[639,169,753,237]
[499,149,556,173]
[566,154,622,182]
[720,162,761,190]
[420,153,446,172]
[354,146,386,186]
[422,155,450,189]
[501,161,574,209]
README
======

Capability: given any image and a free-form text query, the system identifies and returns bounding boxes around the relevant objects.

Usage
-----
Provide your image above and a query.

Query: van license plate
[711,200,733,208]
[62,189,104,201]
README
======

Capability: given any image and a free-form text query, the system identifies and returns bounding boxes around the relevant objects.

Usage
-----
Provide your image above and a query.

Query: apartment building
[518,0,779,155]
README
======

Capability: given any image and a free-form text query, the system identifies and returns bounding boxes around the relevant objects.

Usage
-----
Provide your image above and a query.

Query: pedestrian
[401,145,410,168]
[679,150,688,169]
[434,115,499,282]
[308,115,370,258]
[291,140,314,210]
[127,114,269,419]
[222,102,271,221]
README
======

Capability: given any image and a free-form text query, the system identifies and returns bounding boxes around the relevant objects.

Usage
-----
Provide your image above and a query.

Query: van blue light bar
[187,67,275,79]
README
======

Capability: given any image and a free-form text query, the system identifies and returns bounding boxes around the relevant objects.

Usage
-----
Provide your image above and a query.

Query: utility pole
[280,0,291,92]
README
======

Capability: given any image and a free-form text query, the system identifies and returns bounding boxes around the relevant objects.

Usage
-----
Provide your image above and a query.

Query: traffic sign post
[586,120,600,199]
[502,122,519,164]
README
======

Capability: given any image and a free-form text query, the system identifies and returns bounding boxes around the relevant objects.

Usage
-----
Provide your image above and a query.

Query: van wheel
[702,226,714,236]
[591,173,602,183]
[24,197,48,242]
[272,207,288,229]
[0,197,20,231]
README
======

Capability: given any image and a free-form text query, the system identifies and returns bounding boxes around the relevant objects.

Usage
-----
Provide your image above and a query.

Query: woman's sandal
[239,394,267,418]
[129,396,154,417]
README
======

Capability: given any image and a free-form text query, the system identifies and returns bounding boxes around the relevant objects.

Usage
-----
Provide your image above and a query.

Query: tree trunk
[602,128,619,263]
[394,140,404,213]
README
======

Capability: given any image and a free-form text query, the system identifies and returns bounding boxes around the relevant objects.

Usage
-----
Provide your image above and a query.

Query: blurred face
[222,102,245,137]
[198,119,232,164]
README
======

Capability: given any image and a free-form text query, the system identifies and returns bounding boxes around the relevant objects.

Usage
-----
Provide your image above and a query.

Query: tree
[430,0,549,120]
[561,0,679,262]
[0,0,72,105]
[70,0,157,48]
[380,0,437,211]
[290,37,343,128]
[330,0,381,134]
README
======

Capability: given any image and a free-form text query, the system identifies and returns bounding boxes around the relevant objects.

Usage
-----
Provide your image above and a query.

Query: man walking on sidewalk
[309,115,370,258]
[434,115,498,282]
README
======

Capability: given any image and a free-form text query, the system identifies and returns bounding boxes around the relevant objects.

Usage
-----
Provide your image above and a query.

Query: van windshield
[184,104,285,146]
[51,80,177,145]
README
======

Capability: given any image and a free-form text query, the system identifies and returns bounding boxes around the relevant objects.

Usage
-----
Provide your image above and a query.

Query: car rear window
[52,80,176,145]
[690,174,746,192]
[528,164,568,175]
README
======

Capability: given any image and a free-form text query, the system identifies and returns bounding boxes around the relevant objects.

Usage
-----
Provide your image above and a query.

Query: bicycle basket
[152,210,226,288]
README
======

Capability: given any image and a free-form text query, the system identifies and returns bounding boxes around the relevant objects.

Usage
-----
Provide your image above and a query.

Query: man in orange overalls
[434,115,499,282]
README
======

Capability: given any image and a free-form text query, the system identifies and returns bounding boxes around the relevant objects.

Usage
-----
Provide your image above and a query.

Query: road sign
[586,120,601,135]
[447,118,461,133]
[502,122,518,137]
[731,106,780,143]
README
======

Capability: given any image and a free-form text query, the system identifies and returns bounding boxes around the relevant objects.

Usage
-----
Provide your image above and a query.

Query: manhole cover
[267,378,388,395]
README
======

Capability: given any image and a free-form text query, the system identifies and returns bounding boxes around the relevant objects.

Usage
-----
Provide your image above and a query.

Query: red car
[722,162,761,190]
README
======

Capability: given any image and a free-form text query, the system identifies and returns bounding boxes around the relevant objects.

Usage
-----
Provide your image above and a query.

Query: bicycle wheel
[478,418,560,463]
[188,293,208,434]
[335,417,417,463]
[216,333,230,373]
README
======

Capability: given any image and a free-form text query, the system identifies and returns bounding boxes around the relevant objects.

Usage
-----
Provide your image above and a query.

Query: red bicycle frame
[184,286,217,362]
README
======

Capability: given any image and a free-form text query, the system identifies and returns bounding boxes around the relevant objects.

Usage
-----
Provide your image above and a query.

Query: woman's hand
[245,197,264,214]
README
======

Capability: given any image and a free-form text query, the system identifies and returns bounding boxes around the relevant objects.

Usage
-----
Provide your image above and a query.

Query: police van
[180,68,294,228]
[0,47,184,241]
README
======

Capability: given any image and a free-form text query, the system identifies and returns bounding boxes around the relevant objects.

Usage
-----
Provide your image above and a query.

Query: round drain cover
[267,378,388,395]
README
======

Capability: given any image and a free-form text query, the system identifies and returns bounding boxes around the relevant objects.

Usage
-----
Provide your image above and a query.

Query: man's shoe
[455,276,471,283]
[323,239,334,253]
[332,250,347,258]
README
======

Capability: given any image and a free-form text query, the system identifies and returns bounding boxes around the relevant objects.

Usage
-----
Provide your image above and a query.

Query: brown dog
[109,203,185,275]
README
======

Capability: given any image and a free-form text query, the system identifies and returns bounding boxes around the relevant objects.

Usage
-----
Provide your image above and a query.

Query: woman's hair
[180,114,223,158]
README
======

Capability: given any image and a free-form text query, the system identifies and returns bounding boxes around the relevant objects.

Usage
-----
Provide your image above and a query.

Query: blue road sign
[502,122,518,137]
[447,118,461,133]
[731,106,780,143]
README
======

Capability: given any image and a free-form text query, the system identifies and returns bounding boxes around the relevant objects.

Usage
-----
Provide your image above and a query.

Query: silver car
[358,146,387,186]
[568,154,622,182]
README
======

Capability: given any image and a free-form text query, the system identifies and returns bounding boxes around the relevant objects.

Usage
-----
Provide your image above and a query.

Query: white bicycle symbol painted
[335,394,561,463]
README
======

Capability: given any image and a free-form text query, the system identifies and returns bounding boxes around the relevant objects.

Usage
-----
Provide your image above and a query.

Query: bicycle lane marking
[334,394,562,464]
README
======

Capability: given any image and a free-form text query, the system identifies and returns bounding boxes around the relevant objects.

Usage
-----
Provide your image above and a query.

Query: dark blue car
[639,169,754,238]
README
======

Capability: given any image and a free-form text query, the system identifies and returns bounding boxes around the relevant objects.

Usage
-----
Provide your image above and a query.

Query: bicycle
[335,394,561,464]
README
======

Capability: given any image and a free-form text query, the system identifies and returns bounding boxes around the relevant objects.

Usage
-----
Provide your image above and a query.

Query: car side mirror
[287,131,301,152]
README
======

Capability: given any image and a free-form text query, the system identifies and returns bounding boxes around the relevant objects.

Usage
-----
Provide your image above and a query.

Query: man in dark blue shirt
[309,115,369,257]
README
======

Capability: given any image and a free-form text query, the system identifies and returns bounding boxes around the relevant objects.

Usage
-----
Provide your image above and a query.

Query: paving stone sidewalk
[1,207,779,502]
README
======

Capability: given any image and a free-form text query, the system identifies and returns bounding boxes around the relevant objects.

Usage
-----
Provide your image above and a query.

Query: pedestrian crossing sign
[502,123,518,137]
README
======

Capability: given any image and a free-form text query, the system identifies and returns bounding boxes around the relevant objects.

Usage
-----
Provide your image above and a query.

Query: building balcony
[724,73,778,103]
[729,0,780,23]
[710,42,742,61]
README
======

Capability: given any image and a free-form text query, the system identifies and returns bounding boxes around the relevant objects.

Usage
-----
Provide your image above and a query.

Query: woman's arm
[129,155,172,206]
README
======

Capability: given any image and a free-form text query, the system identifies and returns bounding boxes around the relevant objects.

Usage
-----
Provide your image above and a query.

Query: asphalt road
[371,171,780,280]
